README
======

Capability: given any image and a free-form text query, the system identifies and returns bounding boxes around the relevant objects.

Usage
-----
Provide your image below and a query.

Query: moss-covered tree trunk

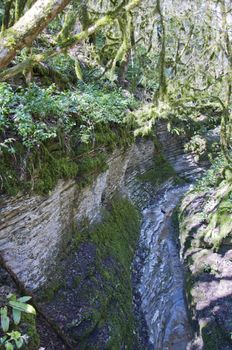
[0,0,71,68]
[1,0,13,31]
[220,0,232,166]
[153,0,167,103]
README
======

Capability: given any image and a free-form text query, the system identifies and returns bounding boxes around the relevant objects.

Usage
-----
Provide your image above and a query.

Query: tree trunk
[1,0,13,31]
[0,0,71,69]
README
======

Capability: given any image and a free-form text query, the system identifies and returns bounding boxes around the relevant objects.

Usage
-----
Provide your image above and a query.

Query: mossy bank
[178,157,232,350]
[37,198,141,349]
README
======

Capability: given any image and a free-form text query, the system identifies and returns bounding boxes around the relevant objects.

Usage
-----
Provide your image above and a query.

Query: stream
[133,182,193,350]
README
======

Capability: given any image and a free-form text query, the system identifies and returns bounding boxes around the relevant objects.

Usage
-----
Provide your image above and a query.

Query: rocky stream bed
[133,182,193,350]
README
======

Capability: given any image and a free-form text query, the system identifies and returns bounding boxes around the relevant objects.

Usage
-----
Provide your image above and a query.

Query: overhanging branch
[0,0,141,81]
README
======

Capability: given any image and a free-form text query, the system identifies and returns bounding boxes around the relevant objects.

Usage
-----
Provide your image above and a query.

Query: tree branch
[0,0,71,69]
[0,0,141,81]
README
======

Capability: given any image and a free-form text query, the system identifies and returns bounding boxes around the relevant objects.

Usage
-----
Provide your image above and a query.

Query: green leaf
[1,308,10,332]
[0,336,7,344]
[0,307,7,316]
[12,308,21,325]
[7,294,16,301]
[5,342,13,350]
[15,338,24,349]
[17,296,31,303]
[9,301,36,315]
[75,60,83,81]
[7,331,21,340]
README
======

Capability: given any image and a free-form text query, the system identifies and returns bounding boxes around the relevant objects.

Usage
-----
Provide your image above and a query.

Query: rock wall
[0,139,155,290]
[0,119,209,292]
[0,123,215,349]
[179,173,232,350]
[156,122,206,180]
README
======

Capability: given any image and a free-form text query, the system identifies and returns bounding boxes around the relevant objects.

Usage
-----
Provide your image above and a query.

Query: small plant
[0,294,36,350]
[202,263,212,274]
[184,135,207,162]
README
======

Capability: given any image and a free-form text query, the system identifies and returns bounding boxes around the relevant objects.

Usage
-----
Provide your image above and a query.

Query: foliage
[127,89,222,138]
[0,0,231,166]
[194,153,230,191]
[0,294,36,350]
[0,82,137,149]
[184,135,207,162]
[0,82,137,195]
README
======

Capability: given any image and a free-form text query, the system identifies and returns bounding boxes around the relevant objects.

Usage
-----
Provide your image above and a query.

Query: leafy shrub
[0,82,137,195]
[0,294,36,350]
[184,135,207,162]
[0,82,137,151]
[195,153,229,191]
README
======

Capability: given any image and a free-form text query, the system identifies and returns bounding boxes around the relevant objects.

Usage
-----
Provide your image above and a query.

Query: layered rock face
[0,125,212,349]
[0,139,155,290]
[179,175,232,350]
[133,183,193,350]
[156,122,206,180]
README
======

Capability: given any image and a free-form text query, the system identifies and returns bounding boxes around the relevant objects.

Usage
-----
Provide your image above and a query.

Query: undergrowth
[180,153,232,250]
[0,82,137,195]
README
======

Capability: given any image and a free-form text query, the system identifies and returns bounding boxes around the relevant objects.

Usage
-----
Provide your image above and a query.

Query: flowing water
[133,182,193,350]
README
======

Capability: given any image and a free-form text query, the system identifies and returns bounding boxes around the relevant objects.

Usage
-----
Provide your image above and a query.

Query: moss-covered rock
[37,197,141,349]
[179,158,232,349]
[21,314,40,350]
[138,152,177,186]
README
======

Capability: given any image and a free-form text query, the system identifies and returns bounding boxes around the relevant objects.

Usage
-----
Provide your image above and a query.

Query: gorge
[1,124,228,349]
[0,1,231,349]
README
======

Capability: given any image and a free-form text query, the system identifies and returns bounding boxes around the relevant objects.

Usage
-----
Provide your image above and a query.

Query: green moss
[200,320,227,350]
[69,198,141,349]
[72,276,82,288]
[139,152,176,186]
[185,269,195,308]
[0,123,134,196]
[78,153,107,176]
[37,273,65,302]
[0,159,20,196]
[21,313,40,350]
[34,157,78,195]
[92,199,140,348]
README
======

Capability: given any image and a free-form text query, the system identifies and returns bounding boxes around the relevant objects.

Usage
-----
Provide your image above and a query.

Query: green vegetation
[0,0,231,348]
[88,198,141,349]
[0,82,137,195]
[138,152,176,186]
[40,198,141,349]
[38,198,141,348]
[0,294,38,350]
[179,154,232,251]
[0,0,231,196]
[190,154,232,250]
[91,198,140,272]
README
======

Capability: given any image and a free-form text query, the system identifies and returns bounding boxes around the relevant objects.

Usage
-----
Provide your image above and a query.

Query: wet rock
[133,184,193,350]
